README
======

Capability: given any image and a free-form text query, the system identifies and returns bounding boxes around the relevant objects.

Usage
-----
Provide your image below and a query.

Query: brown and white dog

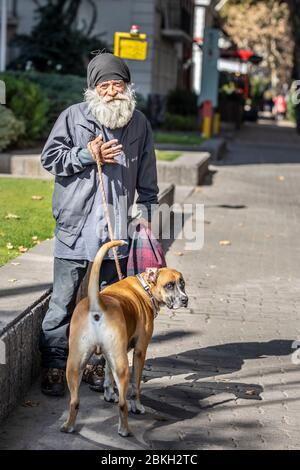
[61,240,188,437]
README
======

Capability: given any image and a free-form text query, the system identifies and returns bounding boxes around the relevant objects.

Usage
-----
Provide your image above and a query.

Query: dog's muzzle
[167,295,188,309]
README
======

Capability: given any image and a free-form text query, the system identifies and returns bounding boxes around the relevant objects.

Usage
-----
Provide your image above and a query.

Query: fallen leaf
[18,246,28,253]
[6,242,14,250]
[8,278,18,283]
[174,251,184,256]
[32,236,38,241]
[22,400,40,407]
[4,213,20,220]
[277,176,285,181]
[11,262,20,266]
[32,240,41,244]
[31,195,44,200]
[219,240,231,246]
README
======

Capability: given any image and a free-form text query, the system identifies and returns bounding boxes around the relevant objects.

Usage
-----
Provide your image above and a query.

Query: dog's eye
[165,282,175,289]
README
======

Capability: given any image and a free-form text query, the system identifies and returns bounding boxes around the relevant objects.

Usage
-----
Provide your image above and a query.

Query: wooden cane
[88,140,123,281]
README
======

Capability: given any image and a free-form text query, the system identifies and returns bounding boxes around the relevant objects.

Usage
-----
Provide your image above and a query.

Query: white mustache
[104,94,128,102]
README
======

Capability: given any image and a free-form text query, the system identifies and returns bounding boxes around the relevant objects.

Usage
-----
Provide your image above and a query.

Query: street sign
[114,31,148,61]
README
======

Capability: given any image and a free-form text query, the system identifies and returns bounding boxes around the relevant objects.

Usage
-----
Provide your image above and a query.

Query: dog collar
[135,274,159,318]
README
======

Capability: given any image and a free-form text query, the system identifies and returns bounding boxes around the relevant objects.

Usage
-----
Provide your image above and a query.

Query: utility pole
[0,0,8,72]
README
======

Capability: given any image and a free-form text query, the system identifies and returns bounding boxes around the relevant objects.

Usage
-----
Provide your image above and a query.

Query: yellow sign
[114,32,147,61]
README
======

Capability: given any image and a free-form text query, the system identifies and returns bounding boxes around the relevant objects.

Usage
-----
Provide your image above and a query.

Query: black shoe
[41,368,66,397]
[82,364,105,392]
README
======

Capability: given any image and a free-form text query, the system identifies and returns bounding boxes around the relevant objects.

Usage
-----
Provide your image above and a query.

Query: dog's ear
[144,267,159,284]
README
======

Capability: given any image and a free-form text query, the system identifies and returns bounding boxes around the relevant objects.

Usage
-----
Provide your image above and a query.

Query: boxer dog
[61,240,188,437]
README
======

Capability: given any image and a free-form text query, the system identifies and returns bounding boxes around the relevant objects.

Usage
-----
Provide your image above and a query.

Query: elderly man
[40,53,159,396]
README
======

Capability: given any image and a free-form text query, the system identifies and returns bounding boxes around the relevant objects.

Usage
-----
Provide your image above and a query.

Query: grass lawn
[154,132,205,146]
[155,150,182,161]
[0,177,55,266]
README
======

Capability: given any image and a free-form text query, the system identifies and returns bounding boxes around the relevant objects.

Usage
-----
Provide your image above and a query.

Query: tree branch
[86,0,97,36]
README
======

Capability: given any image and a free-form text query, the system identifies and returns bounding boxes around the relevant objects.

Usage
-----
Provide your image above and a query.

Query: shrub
[0,73,49,141]
[17,71,86,128]
[0,105,25,151]
[162,113,199,131]
[166,89,198,116]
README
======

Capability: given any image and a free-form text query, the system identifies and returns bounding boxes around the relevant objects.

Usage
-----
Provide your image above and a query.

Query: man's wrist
[78,148,96,166]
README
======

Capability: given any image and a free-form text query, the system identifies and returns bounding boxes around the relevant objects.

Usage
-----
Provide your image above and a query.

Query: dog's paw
[60,422,75,433]
[118,426,132,438]
[104,389,119,403]
[129,399,145,414]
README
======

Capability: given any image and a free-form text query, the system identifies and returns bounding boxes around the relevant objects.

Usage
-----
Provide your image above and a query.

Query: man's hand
[88,134,103,163]
[100,139,123,164]
[88,135,123,165]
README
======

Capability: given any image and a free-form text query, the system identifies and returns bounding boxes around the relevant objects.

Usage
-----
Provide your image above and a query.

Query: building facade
[2,0,195,100]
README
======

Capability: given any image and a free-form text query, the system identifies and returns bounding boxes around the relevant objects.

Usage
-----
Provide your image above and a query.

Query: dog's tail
[88,240,127,314]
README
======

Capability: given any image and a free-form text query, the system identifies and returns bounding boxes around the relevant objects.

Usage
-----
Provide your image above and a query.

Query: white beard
[84,85,136,129]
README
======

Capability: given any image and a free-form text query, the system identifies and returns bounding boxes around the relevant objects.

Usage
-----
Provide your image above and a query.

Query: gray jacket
[41,102,159,247]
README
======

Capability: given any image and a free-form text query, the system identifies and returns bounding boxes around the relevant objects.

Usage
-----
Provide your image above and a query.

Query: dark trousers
[39,257,128,369]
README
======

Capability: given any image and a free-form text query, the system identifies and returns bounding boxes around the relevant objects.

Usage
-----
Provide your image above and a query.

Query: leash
[135,273,159,318]
[88,141,123,281]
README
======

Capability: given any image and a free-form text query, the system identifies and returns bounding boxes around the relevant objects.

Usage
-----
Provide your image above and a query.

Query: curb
[157,152,210,186]
[155,137,227,161]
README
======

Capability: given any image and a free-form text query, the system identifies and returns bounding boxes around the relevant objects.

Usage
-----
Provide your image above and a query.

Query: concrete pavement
[1,120,300,450]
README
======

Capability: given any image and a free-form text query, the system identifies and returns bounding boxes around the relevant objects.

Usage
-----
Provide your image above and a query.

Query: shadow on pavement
[145,339,293,387]
[130,338,294,449]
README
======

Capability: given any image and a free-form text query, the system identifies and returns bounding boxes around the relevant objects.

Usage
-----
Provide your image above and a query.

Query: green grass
[0,177,55,266]
[154,132,205,146]
[155,150,182,161]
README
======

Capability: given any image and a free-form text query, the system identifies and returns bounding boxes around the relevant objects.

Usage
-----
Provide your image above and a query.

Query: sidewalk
[1,120,300,450]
